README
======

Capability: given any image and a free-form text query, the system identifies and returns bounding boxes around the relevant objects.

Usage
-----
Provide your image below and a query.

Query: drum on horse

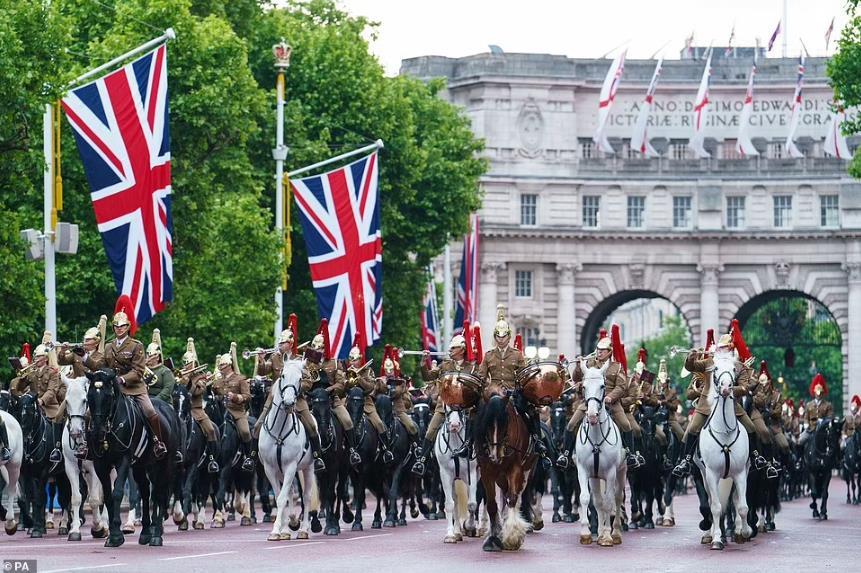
[60,374,109,541]
[85,368,180,547]
[18,392,72,538]
[693,354,752,550]
[842,430,861,505]
[345,385,386,530]
[474,393,537,552]
[309,383,349,536]
[0,402,23,535]
[804,417,842,520]
[258,359,318,541]
[574,360,626,548]
[435,405,481,543]
[548,398,580,524]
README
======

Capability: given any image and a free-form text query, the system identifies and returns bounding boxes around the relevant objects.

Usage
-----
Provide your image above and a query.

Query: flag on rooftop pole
[786,53,806,159]
[453,214,479,331]
[767,21,781,52]
[825,17,835,53]
[593,49,626,154]
[725,26,736,57]
[61,43,174,327]
[689,49,713,158]
[290,152,383,359]
[824,109,851,159]
[631,58,662,157]
[736,51,759,157]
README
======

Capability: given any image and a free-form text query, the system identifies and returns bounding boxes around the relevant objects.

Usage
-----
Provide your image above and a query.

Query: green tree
[624,314,692,396]
[829,0,861,177]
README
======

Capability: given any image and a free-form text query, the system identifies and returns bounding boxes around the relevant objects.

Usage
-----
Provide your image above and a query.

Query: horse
[574,360,626,547]
[804,417,842,520]
[474,393,537,552]
[411,399,444,520]
[842,431,861,505]
[208,391,253,527]
[376,392,413,529]
[630,404,663,530]
[694,354,752,550]
[345,385,385,531]
[656,404,679,527]
[0,405,23,535]
[434,406,480,543]
[548,400,579,524]
[60,374,109,541]
[258,359,317,541]
[85,369,180,547]
[309,384,347,536]
[17,392,72,538]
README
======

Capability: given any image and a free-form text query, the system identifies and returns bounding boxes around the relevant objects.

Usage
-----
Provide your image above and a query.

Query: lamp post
[273,39,292,342]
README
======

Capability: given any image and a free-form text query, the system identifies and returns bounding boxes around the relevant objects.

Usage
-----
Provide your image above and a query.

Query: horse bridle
[310,393,336,452]
[263,374,300,440]
[580,386,618,456]
[440,406,468,455]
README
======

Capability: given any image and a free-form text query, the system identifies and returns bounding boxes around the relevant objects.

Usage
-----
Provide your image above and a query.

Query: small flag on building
[631,58,662,157]
[689,49,713,158]
[825,17,836,52]
[767,21,781,52]
[824,109,851,159]
[736,55,759,157]
[725,26,736,57]
[454,214,479,330]
[786,54,806,159]
[593,50,626,154]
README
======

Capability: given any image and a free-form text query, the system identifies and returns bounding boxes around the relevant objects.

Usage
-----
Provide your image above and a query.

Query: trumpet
[242,347,279,359]
[669,345,709,358]
[571,350,597,362]
[346,359,373,387]
[46,341,86,351]
[398,349,447,358]
[175,363,209,379]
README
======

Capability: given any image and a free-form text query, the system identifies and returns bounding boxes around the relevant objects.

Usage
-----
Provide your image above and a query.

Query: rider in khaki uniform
[0,347,31,461]
[411,334,478,476]
[799,374,834,447]
[654,359,684,442]
[380,349,419,441]
[346,340,395,465]
[844,395,861,439]
[145,329,176,404]
[623,349,648,467]
[750,361,782,478]
[57,315,107,378]
[178,342,220,475]
[212,344,255,472]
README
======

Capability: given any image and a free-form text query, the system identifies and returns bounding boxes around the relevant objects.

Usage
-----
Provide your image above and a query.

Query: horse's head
[0,388,18,415]
[710,354,737,402]
[250,376,269,415]
[411,400,431,435]
[347,386,365,424]
[583,360,608,426]
[375,393,393,428]
[85,368,119,441]
[62,373,90,442]
[550,402,567,444]
[309,386,332,429]
[638,404,657,434]
[172,383,190,417]
[18,392,40,435]
[274,359,303,411]
[445,407,464,434]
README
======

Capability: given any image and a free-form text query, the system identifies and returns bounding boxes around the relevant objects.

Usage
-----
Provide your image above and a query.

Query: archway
[733,290,843,410]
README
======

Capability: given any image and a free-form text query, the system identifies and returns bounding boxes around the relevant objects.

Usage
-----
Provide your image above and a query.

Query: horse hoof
[240,517,252,526]
[427,513,438,521]
[371,521,382,530]
[288,518,300,531]
[580,534,593,545]
[711,540,725,550]
[444,535,458,543]
[758,523,766,533]
[5,523,17,536]
[598,536,614,547]
[812,510,820,519]
[351,522,363,532]
[267,533,280,541]
[121,525,135,534]
[227,513,235,521]
[193,522,204,530]
[68,532,82,541]
[58,526,69,535]
[324,526,340,536]
[30,530,43,539]
[525,523,534,534]
[149,536,163,547]
[820,513,828,521]
[410,508,419,519]
[612,532,622,545]
[629,522,637,530]
[463,527,477,538]
[91,527,107,539]
[105,535,125,548]
[766,522,775,531]
[397,519,407,527]
[139,534,151,545]
[655,517,664,526]
[734,534,746,544]
[701,534,712,545]
[533,520,544,532]
[664,519,675,527]
[477,527,488,538]
[211,520,224,529]
[279,532,291,541]
[262,515,272,523]
[436,511,446,519]
[297,531,309,540]
[383,519,395,528]
[178,521,188,531]
[644,522,654,530]
[564,514,576,523]
[46,520,55,529]
[483,536,503,552]
[552,514,561,523]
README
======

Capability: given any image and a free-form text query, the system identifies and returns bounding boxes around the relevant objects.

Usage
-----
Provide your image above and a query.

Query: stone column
[556,263,580,356]
[479,262,504,350]
[844,262,861,411]
[697,263,722,344]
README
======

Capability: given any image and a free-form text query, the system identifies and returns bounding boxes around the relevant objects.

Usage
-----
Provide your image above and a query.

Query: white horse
[259,359,317,541]
[435,407,482,543]
[575,360,626,547]
[695,353,752,549]
[0,404,23,535]
[61,374,110,541]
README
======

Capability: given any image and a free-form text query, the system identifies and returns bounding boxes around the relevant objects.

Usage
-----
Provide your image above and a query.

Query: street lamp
[272,38,292,342]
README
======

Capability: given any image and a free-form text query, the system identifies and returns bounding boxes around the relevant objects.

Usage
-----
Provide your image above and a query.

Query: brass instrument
[345,359,373,388]
[397,349,447,358]
[8,356,37,375]
[243,347,279,359]
[144,366,158,387]
[176,363,209,379]
[46,341,87,351]
[572,350,598,362]
[669,345,709,358]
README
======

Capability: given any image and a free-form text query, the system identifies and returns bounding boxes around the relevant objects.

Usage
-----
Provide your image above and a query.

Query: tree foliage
[624,314,692,397]
[0,0,485,379]
[828,0,861,177]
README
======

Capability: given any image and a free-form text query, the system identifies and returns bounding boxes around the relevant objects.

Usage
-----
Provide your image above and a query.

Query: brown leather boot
[146,412,167,460]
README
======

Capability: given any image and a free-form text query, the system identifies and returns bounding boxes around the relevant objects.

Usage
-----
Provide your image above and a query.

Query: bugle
[398,349,447,358]
[669,345,709,358]
[242,347,279,359]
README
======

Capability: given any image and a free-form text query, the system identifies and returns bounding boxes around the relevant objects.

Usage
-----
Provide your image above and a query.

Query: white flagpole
[288,140,384,178]
[67,29,176,89]
[273,41,291,342]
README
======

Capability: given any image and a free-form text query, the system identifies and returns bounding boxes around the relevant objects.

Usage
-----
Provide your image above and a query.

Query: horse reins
[581,391,619,478]
[705,370,741,479]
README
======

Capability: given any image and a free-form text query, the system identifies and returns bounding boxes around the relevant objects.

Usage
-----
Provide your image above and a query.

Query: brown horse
[475,394,538,552]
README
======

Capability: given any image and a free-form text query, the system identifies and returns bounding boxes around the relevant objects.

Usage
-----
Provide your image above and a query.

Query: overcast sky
[336,0,848,75]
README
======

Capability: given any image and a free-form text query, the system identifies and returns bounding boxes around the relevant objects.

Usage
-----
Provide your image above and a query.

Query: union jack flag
[454,215,479,331]
[62,45,173,326]
[291,153,383,359]
[421,270,440,353]
[786,54,806,158]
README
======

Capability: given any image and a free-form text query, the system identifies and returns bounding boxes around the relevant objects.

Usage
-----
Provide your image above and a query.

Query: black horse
[249,376,274,524]
[17,393,71,538]
[345,386,385,530]
[85,369,180,547]
[376,392,413,528]
[309,384,349,535]
[842,431,861,504]
[804,417,843,520]
[630,404,663,530]
[548,401,579,524]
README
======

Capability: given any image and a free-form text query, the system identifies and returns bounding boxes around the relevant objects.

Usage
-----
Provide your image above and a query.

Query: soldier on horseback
[379,347,419,448]
[799,374,834,447]
[1,344,31,462]
[212,344,255,472]
[145,329,176,404]
[655,359,684,443]
[751,361,785,478]
[844,395,860,440]
[345,336,395,465]
[178,342,220,474]
[57,315,106,378]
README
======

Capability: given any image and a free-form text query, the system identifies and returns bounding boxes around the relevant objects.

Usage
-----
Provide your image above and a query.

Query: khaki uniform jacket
[319,359,346,397]
[147,364,176,402]
[102,337,147,396]
[843,413,860,437]
[622,373,641,411]
[805,399,834,428]
[684,354,750,416]
[477,347,526,389]
[783,413,801,438]
[258,351,302,380]
[58,349,104,377]
[657,383,681,420]
[11,365,65,420]
[754,385,783,424]
[572,358,627,405]
[214,372,251,418]
[188,376,211,423]
[640,383,659,408]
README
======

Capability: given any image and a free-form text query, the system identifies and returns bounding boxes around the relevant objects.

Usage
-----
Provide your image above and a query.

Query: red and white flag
[593,49,626,154]
[631,58,662,157]
[824,109,851,159]
[725,26,736,57]
[767,21,781,52]
[825,17,835,52]
[736,56,759,157]
[689,50,713,158]
[786,54,806,158]
[684,32,695,57]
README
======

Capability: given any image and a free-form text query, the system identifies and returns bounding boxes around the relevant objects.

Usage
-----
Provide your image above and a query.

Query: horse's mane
[281,359,304,382]
[474,395,509,449]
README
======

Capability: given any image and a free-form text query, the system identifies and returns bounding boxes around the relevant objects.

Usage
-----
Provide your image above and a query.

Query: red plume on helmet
[599,328,608,341]
[610,324,626,373]
[514,333,523,352]
[379,343,391,376]
[638,347,647,365]
[705,328,715,350]
[318,319,331,361]
[758,360,771,381]
[785,398,795,410]
[22,343,31,362]
[730,319,751,362]
[114,295,138,336]
[288,313,299,354]
[850,395,861,410]
[809,373,828,397]
[354,332,367,364]
[463,321,474,362]
[473,323,484,365]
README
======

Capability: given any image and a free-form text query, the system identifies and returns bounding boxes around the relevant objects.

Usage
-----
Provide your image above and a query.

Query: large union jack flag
[421,270,440,353]
[291,152,383,359]
[61,45,173,326]
[454,215,479,331]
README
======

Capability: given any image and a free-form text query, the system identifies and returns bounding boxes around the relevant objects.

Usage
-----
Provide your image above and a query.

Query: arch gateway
[402,49,861,411]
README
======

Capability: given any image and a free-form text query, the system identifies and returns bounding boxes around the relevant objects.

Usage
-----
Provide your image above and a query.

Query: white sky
[337,0,848,75]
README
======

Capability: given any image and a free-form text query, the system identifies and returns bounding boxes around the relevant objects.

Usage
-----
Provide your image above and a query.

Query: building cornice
[481,225,861,241]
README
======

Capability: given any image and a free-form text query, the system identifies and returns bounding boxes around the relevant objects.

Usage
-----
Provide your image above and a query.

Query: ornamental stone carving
[697,263,723,286]
[774,261,791,288]
[844,262,861,283]
[480,262,505,283]
[517,99,544,158]
[556,262,581,285]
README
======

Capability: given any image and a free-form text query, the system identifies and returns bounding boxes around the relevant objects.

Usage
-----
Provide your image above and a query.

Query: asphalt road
[1,479,857,573]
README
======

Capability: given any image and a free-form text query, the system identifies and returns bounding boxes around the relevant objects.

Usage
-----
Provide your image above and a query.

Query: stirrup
[766,465,779,480]
[241,456,256,472]
[382,448,395,464]
[411,458,426,476]
[175,450,184,463]
[49,448,62,464]
[635,452,646,466]
[753,453,767,470]
[349,448,362,467]
[671,459,690,478]
[0,447,10,462]
[555,452,570,469]
[313,456,326,472]
[207,457,220,474]
[152,440,167,460]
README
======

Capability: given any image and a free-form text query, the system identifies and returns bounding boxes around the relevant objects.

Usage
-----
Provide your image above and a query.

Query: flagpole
[782,0,788,58]
[273,40,292,342]
[67,29,176,89]
[288,140,384,178]
[443,241,453,346]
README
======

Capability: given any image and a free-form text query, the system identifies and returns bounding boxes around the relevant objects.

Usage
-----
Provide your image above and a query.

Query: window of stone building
[520,193,537,226]
[580,140,595,159]
[768,141,785,159]
[627,196,645,228]
[519,326,541,347]
[582,195,601,228]
[773,195,793,228]
[726,196,746,229]
[515,270,533,298]
[670,142,689,160]
[672,196,692,228]
[820,194,839,227]
[722,140,742,160]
